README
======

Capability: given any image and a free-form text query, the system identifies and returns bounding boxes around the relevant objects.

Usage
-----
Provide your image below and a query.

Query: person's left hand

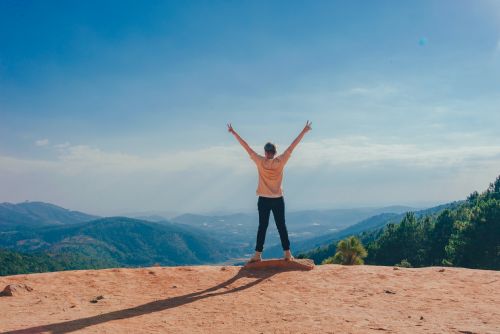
[303,120,312,133]
[227,123,235,134]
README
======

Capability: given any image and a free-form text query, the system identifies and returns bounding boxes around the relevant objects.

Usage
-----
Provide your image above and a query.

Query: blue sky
[1,1,499,215]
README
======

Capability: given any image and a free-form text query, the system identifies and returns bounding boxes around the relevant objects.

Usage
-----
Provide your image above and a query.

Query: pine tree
[322,236,367,265]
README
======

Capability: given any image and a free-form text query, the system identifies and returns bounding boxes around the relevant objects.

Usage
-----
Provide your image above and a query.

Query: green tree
[429,210,455,265]
[322,236,367,265]
[458,198,500,269]
[304,175,500,270]
[365,212,429,266]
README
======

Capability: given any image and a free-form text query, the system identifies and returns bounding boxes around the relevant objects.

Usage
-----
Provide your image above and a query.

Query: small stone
[438,268,445,272]
[1,284,33,297]
[393,267,399,270]
[420,316,424,320]
[90,295,104,303]
[384,289,396,294]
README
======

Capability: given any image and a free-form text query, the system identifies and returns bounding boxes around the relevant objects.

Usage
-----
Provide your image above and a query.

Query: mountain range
[169,206,416,257]
[0,202,238,271]
[0,201,98,230]
[0,200,450,274]
[264,201,463,258]
[289,201,465,264]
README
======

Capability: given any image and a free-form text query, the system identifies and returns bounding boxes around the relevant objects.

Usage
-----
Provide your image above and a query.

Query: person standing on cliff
[227,121,312,263]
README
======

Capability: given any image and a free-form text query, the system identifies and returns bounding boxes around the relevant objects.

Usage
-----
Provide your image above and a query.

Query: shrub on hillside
[321,236,367,265]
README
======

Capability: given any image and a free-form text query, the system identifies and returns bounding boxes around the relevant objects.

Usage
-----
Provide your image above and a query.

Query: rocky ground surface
[0,261,499,333]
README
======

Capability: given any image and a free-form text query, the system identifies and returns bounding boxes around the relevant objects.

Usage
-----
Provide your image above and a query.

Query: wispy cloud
[49,144,250,175]
[2,136,499,213]
[341,85,400,99]
[10,136,500,176]
[53,142,71,150]
[34,138,49,147]
[293,136,500,169]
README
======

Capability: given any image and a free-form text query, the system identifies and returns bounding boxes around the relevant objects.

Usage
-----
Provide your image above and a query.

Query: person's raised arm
[285,120,312,154]
[227,123,257,157]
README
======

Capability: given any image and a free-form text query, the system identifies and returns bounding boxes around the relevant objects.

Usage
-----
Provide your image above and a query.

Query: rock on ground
[1,283,33,296]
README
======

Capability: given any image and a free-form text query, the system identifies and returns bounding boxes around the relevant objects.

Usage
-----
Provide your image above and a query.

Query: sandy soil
[0,263,499,333]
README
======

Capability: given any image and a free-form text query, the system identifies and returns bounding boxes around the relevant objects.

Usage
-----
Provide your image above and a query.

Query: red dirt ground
[0,263,499,333]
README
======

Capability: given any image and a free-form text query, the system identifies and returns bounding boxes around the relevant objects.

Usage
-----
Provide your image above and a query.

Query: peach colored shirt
[249,149,292,198]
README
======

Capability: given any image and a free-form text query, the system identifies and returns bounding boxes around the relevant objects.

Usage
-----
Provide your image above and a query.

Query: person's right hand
[227,123,235,134]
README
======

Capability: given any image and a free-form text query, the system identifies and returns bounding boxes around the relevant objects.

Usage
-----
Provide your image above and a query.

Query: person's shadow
[3,266,304,334]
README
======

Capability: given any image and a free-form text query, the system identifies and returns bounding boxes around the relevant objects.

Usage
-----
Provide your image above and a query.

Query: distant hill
[0,217,235,273]
[0,248,117,276]
[272,213,401,258]
[0,201,98,230]
[171,206,416,256]
[267,201,462,258]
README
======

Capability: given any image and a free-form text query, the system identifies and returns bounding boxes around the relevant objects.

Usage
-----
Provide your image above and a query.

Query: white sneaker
[247,252,262,263]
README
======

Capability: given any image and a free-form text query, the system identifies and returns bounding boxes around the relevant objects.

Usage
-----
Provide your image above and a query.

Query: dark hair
[264,142,276,154]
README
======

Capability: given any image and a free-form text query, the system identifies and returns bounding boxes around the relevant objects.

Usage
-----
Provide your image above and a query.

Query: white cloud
[291,136,500,169]
[50,143,250,175]
[34,138,50,147]
[11,136,500,176]
[341,85,399,99]
[0,155,56,173]
[53,142,71,150]
[2,136,499,214]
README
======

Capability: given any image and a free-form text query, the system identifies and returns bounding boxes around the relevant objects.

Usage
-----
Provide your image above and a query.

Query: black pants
[255,196,291,252]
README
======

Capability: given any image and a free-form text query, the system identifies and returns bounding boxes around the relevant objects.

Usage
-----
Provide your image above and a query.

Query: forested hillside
[0,217,235,276]
[300,176,500,270]
[0,248,117,276]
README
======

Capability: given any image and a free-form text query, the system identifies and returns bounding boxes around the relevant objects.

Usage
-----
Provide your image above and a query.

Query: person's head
[264,142,276,159]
